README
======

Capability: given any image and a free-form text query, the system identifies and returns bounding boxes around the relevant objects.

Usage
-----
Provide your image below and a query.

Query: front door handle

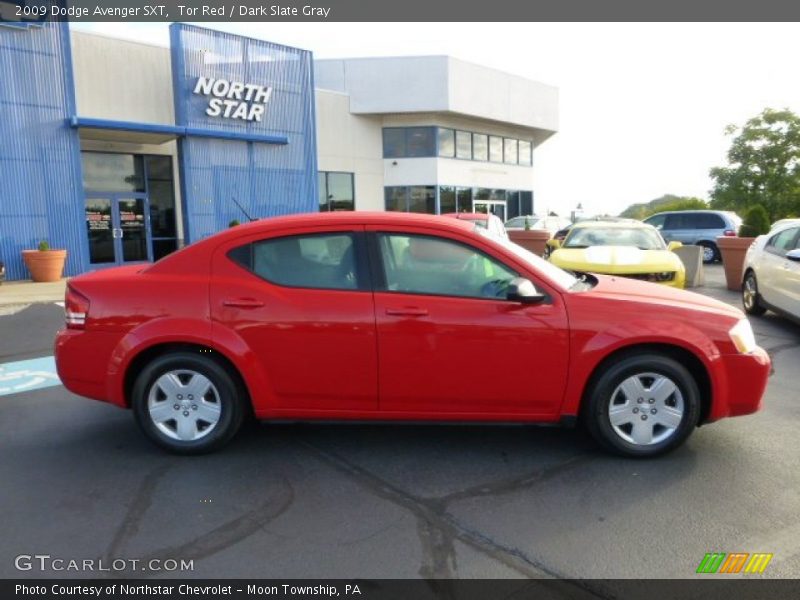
[222,298,265,309]
[385,307,428,317]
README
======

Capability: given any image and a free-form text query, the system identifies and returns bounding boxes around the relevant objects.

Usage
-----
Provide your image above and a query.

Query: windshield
[477,227,579,290]
[564,226,666,250]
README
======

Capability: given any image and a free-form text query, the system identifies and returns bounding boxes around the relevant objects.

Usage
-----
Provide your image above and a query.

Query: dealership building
[0,21,558,280]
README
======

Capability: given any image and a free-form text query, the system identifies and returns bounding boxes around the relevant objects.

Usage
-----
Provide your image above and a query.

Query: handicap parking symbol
[0,356,62,397]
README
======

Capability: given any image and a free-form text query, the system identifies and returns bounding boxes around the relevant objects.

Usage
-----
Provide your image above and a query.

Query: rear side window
[229,233,362,291]
[692,213,725,229]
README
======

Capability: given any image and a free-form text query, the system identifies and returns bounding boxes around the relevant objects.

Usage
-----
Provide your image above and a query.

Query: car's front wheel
[132,352,246,454]
[584,353,701,457]
[742,271,767,316]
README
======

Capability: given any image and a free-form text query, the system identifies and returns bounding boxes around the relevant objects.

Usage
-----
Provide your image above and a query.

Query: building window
[145,156,178,260]
[520,191,534,216]
[82,152,145,192]
[383,127,436,158]
[518,140,532,166]
[384,186,436,214]
[489,136,503,163]
[319,171,355,211]
[439,186,456,213]
[438,128,455,158]
[455,130,472,160]
[472,134,488,162]
[503,138,518,165]
[383,128,407,158]
[506,190,521,219]
[456,187,472,212]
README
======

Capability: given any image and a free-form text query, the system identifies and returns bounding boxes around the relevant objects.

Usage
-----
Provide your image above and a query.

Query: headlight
[654,271,675,282]
[729,319,757,354]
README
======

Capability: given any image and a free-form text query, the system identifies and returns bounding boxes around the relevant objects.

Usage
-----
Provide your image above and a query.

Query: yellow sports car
[549,221,686,288]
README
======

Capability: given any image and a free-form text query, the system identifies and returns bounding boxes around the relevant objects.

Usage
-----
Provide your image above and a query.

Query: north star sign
[193,77,273,122]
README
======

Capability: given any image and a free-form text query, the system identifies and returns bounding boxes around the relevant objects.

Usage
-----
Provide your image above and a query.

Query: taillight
[65,286,90,330]
[723,229,736,236]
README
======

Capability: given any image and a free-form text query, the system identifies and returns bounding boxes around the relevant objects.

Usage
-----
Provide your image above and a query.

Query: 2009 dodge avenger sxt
[55,212,770,457]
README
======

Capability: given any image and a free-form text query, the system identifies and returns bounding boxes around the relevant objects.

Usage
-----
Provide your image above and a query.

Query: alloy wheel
[607,372,685,446]
[147,369,222,442]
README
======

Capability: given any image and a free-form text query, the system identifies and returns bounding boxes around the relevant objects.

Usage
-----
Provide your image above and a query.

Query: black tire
[132,352,246,454]
[698,241,719,264]
[742,270,767,316]
[583,353,701,458]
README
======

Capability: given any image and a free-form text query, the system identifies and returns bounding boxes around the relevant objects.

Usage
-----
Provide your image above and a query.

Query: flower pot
[21,249,67,283]
[508,229,551,257]
[716,236,754,291]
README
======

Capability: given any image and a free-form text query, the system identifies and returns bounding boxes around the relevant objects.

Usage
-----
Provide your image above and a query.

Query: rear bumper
[707,346,771,421]
[54,328,126,407]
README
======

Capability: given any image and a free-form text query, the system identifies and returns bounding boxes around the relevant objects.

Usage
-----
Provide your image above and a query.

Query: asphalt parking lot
[1,265,799,583]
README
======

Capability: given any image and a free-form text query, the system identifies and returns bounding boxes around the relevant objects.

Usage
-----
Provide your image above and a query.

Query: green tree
[709,108,800,221]
[619,195,708,219]
[738,204,771,237]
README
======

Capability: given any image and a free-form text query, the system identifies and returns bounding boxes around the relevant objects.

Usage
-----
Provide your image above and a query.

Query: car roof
[647,209,733,216]
[442,212,489,222]
[570,220,655,230]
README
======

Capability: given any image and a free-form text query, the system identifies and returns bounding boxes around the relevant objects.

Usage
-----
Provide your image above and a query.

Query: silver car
[742,221,800,323]
[643,210,742,264]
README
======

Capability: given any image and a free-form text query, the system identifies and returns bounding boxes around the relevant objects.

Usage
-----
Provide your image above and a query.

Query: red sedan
[55,212,770,457]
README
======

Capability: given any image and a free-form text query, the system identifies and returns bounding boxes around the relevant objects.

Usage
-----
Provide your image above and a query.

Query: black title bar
[2,0,800,22]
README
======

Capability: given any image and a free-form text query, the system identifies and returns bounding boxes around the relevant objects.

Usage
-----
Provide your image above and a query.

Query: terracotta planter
[21,249,67,283]
[716,236,754,291]
[508,229,551,257]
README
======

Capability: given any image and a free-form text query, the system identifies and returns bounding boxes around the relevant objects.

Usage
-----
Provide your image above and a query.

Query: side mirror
[786,249,800,262]
[547,239,562,249]
[507,277,546,304]
[667,241,683,252]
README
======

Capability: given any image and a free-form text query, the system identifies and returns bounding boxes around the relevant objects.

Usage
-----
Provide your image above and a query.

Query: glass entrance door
[473,200,507,222]
[86,195,152,266]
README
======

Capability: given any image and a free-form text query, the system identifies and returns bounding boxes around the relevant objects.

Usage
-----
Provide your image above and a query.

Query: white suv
[742,221,800,322]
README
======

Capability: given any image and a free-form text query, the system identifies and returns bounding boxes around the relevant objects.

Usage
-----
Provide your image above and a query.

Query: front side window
[766,227,800,256]
[377,233,518,300]
[230,233,360,291]
[645,214,666,230]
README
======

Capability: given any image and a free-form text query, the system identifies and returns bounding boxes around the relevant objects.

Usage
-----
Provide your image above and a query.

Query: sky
[72,22,800,217]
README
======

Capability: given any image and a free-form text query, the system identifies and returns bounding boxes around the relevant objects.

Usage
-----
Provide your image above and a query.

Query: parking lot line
[0,355,61,397]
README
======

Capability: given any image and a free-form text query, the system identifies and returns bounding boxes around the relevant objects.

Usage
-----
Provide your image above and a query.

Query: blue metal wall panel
[0,22,85,280]
[170,23,318,242]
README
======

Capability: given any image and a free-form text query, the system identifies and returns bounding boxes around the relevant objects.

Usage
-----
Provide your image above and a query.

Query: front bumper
[707,346,771,421]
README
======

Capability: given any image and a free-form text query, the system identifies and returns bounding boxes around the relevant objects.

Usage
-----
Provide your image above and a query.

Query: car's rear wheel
[698,242,718,264]
[742,271,767,316]
[132,352,246,454]
[584,353,701,457]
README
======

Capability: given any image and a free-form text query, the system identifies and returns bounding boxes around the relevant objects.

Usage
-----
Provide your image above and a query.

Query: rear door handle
[385,307,428,317]
[222,298,265,309]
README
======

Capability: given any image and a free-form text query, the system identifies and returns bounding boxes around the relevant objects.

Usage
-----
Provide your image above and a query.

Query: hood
[584,274,743,319]
[551,246,683,274]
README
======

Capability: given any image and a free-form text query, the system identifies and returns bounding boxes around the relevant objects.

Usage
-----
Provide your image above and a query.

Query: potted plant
[21,240,67,283]
[717,205,769,291]
[508,218,551,256]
